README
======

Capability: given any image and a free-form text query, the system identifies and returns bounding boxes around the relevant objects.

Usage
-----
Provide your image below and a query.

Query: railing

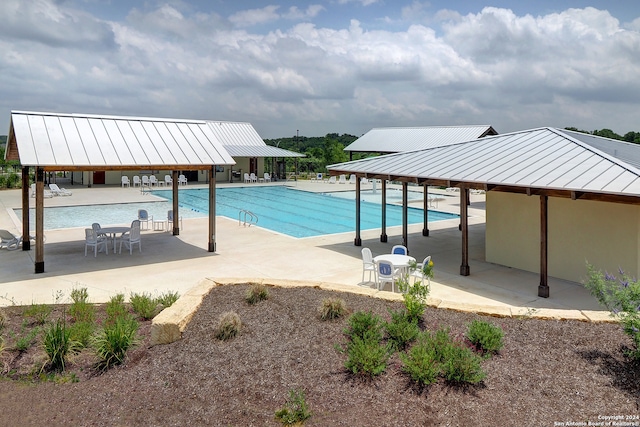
[238,210,258,227]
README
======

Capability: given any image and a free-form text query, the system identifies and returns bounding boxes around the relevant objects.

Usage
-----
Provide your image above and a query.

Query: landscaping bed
[0,284,638,426]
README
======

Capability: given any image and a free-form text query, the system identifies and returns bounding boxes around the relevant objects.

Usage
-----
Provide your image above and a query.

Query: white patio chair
[85,228,108,257]
[164,175,173,186]
[119,220,141,254]
[178,174,188,186]
[141,176,150,188]
[30,183,53,198]
[121,176,130,188]
[376,260,401,292]
[149,175,159,187]
[132,176,141,187]
[361,248,376,284]
[327,176,336,184]
[338,174,346,184]
[49,183,72,196]
[348,174,357,184]
[410,256,432,290]
[244,173,251,183]
[249,173,258,183]
[137,209,153,231]
[166,210,183,231]
[391,245,408,255]
[264,173,271,182]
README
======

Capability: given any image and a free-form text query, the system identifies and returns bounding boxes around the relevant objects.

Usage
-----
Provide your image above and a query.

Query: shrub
[400,333,441,386]
[93,315,139,370]
[384,309,419,351]
[43,319,76,372]
[23,303,52,325]
[245,284,269,305]
[274,389,312,426]
[584,264,640,359]
[70,287,89,304]
[440,342,486,385]
[105,293,128,325]
[344,311,384,342]
[398,273,430,323]
[129,292,159,320]
[344,336,390,377]
[318,298,347,321]
[68,321,95,348]
[157,291,180,308]
[214,311,242,341]
[466,320,504,356]
[69,288,95,324]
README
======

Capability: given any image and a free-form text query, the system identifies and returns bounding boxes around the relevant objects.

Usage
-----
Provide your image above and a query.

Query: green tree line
[565,127,640,144]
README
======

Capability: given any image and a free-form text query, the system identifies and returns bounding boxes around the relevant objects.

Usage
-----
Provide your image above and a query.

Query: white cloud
[228,5,280,27]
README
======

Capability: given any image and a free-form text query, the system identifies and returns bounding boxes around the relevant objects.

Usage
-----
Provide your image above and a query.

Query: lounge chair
[30,184,53,198]
[348,174,356,184]
[338,174,346,184]
[327,176,336,184]
[49,183,72,196]
[85,228,108,257]
[0,229,22,250]
[119,220,142,254]
[121,176,130,188]
[178,174,188,186]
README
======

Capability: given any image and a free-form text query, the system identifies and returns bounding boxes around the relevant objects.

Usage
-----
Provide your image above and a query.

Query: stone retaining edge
[150,277,615,346]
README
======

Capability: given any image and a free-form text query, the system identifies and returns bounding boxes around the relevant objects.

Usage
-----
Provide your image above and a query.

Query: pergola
[328,127,640,298]
[4,111,236,273]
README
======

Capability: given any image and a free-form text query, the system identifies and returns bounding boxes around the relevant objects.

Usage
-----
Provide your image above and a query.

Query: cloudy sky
[1,1,640,139]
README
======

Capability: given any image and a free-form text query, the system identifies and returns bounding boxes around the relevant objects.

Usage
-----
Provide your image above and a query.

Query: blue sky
[1,1,640,138]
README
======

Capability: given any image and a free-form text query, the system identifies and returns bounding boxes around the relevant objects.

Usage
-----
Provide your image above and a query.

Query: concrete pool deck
[0,181,611,326]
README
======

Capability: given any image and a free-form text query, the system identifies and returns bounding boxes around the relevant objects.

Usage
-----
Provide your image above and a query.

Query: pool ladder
[239,210,258,227]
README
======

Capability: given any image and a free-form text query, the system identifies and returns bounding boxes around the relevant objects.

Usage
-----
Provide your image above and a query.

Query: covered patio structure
[328,127,640,298]
[4,110,236,273]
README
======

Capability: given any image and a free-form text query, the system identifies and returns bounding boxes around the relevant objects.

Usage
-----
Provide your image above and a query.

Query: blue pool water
[15,187,458,238]
[153,187,458,238]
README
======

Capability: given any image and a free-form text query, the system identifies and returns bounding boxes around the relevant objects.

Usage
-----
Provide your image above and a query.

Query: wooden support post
[460,188,470,276]
[35,167,44,273]
[354,175,362,246]
[172,171,179,236]
[539,195,549,298]
[380,179,387,242]
[21,167,30,251]
[422,183,429,236]
[208,166,216,252]
[402,182,408,249]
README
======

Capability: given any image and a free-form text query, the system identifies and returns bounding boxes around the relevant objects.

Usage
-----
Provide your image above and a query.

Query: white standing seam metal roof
[6,111,236,168]
[343,125,497,153]
[562,129,640,170]
[207,121,304,158]
[329,127,640,198]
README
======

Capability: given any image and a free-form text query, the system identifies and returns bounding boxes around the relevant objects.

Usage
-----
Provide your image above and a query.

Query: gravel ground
[1,284,639,427]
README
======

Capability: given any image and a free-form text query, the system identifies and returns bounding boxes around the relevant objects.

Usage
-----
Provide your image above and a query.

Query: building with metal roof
[4,110,238,273]
[343,125,497,155]
[328,127,640,297]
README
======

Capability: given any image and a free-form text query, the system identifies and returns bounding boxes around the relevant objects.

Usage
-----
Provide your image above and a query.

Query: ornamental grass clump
[215,311,242,341]
[440,342,486,385]
[105,293,128,325]
[318,297,347,321]
[384,309,420,351]
[43,318,77,372]
[584,263,640,360]
[69,287,95,324]
[23,302,52,325]
[129,292,160,320]
[93,315,139,370]
[157,291,180,309]
[400,332,441,386]
[245,284,269,305]
[274,389,312,426]
[342,311,390,377]
[466,319,504,357]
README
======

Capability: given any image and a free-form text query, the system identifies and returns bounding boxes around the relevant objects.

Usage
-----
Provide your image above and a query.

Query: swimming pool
[153,187,458,238]
[14,186,458,238]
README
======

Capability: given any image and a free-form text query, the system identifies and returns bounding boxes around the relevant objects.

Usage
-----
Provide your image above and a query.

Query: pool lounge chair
[348,174,356,184]
[30,184,54,198]
[338,174,346,184]
[49,183,72,196]
[0,229,22,250]
[327,176,336,184]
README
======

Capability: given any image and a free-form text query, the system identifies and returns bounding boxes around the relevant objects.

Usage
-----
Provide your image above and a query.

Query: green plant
[0,308,5,335]
[274,389,312,425]
[214,311,242,341]
[466,320,504,356]
[440,342,486,384]
[105,293,129,325]
[584,264,640,359]
[68,321,95,348]
[70,287,89,304]
[398,272,430,323]
[245,284,269,305]
[400,333,441,386]
[344,311,384,342]
[43,319,76,372]
[384,309,419,351]
[93,315,139,370]
[69,288,95,324]
[23,303,52,325]
[129,292,159,320]
[318,297,347,320]
[15,327,40,351]
[157,291,180,308]
[344,336,390,377]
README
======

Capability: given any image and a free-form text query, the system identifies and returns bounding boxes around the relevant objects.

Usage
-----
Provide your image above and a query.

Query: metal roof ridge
[11,110,209,124]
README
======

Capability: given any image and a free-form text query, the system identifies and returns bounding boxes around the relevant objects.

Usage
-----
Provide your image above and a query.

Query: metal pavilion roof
[343,125,498,153]
[5,111,236,170]
[563,129,640,170]
[329,127,640,201]
[207,121,304,158]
